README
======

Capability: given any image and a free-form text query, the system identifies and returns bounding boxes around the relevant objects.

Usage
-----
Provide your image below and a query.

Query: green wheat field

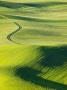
[0,0,67,90]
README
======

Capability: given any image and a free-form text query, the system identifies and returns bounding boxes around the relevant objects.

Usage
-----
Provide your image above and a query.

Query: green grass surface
[0,0,67,90]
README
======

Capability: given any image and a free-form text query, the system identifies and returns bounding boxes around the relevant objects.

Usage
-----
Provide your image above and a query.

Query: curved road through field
[7,22,22,43]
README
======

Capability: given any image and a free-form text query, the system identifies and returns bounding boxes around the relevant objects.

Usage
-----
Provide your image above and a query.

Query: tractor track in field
[7,22,22,43]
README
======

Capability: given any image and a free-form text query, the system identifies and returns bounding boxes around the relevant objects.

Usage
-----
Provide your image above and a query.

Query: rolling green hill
[0,0,67,90]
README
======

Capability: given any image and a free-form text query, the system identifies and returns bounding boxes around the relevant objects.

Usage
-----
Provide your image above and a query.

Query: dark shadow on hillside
[0,1,67,9]
[15,46,67,89]
[37,46,67,68]
[15,66,67,90]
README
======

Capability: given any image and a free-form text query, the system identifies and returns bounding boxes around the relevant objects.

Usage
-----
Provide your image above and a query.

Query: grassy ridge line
[0,1,67,20]
[3,14,67,22]
[0,1,67,9]
[1,0,67,3]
